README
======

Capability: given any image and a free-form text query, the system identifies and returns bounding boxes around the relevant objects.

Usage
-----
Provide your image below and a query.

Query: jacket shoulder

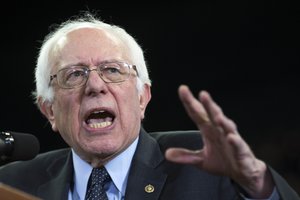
[0,148,70,180]
[1,148,70,167]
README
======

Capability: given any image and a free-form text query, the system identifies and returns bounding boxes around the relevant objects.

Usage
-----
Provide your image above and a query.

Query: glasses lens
[58,67,87,88]
[99,62,130,83]
[53,62,134,89]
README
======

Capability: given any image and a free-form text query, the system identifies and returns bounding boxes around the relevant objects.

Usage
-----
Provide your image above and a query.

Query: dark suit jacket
[0,129,299,200]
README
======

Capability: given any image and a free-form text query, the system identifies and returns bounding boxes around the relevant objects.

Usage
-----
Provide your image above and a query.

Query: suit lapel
[125,128,167,200]
[37,150,74,200]
[34,129,167,200]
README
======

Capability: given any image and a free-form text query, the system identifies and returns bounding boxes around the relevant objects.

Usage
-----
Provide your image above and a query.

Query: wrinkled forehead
[57,27,125,54]
[51,27,130,70]
[67,27,121,44]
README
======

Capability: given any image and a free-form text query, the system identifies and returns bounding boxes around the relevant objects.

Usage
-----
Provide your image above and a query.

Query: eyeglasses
[49,61,138,89]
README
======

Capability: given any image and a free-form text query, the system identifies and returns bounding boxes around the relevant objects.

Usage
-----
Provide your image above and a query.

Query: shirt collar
[72,136,139,199]
[105,137,138,195]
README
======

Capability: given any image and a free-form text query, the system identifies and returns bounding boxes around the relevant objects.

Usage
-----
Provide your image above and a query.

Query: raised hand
[165,85,274,198]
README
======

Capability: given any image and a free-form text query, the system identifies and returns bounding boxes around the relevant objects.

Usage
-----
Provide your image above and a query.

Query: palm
[166,85,257,179]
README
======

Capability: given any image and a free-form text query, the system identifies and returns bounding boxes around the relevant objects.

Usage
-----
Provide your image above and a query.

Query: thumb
[165,148,203,165]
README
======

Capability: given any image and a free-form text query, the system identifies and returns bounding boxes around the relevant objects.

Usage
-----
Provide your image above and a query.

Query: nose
[84,68,108,96]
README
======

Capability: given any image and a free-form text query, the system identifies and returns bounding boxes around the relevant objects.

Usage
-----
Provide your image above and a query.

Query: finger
[199,90,223,125]
[227,133,253,159]
[178,85,210,126]
[199,91,237,134]
[165,147,203,165]
[216,114,238,135]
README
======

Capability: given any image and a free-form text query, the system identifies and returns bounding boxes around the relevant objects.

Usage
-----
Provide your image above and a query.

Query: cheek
[121,90,142,121]
[111,84,141,124]
[52,92,81,133]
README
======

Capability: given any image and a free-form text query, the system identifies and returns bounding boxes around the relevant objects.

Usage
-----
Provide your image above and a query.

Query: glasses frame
[49,61,138,89]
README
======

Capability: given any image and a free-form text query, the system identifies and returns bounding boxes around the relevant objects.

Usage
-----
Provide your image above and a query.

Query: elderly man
[0,12,298,200]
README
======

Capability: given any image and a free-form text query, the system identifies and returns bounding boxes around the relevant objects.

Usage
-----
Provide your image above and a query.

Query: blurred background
[1,0,299,193]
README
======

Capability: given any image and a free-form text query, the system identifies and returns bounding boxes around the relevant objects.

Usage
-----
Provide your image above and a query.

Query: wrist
[238,160,275,198]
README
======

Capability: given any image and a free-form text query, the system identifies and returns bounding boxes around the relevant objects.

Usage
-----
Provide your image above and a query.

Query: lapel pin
[145,184,155,193]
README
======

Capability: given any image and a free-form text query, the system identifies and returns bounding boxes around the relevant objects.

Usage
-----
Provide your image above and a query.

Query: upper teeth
[94,110,105,114]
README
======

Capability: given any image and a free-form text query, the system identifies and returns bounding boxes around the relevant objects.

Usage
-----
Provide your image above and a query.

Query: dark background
[1,0,300,193]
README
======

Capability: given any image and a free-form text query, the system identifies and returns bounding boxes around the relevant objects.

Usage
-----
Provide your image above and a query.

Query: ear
[38,97,58,132]
[139,84,151,119]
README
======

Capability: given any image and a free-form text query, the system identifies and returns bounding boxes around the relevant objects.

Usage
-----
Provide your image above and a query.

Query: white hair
[33,12,151,105]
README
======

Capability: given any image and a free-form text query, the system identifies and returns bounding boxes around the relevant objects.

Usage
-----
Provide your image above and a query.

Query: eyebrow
[59,59,125,69]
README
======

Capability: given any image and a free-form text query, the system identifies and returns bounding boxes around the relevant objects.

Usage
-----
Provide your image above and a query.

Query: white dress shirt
[68,137,138,200]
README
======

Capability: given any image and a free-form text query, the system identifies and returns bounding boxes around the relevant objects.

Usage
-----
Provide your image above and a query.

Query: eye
[64,68,86,82]
[103,66,121,74]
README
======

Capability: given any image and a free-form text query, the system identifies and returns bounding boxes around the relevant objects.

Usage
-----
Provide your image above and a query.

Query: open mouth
[85,110,115,129]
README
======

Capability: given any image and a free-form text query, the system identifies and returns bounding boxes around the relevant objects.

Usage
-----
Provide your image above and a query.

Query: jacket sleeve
[268,166,299,199]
